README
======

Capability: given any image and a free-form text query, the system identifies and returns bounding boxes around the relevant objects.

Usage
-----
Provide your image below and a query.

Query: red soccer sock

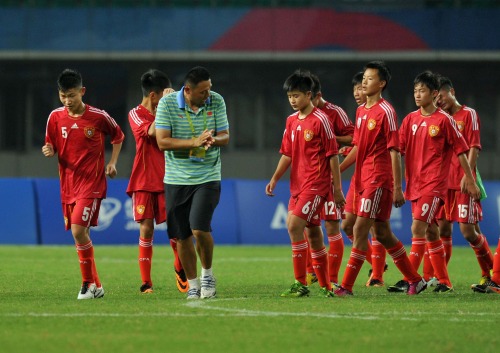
[470,234,494,277]
[365,238,373,265]
[139,237,153,285]
[292,240,308,285]
[76,241,94,284]
[491,238,500,283]
[423,243,435,281]
[92,258,101,288]
[341,247,366,292]
[305,240,314,274]
[441,236,453,265]
[408,238,426,273]
[387,241,421,283]
[311,246,331,290]
[428,239,452,287]
[170,238,183,272]
[370,239,386,280]
[327,233,344,284]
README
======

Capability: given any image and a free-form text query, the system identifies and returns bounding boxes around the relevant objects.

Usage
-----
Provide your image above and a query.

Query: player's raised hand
[105,164,117,178]
[163,88,175,95]
[42,143,55,157]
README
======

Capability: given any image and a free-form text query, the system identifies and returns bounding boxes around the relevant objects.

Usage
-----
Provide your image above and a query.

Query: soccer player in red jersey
[42,69,125,299]
[334,61,426,296]
[266,69,345,297]
[388,71,480,294]
[126,69,187,294]
[340,71,388,288]
[432,77,494,288]
[301,74,354,288]
[471,237,500,294]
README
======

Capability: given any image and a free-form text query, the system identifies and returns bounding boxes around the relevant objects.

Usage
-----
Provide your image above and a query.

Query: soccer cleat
[366,278,385,287]
[200,275,217,299]
[186,287,201,300]
[471,283,488,293]
[479,275,491,286]
[486,281,500,294]
[433,283,453,293]
[407,279,427,295]
[387,280,409,293]
[140,283,153,294]
[306,272,318,286]
[331,282,341,290]
[77,282,97,300]
[426,277,439,287]
[319,287,334,297]
[280,280,310,297]
[94,286,105,298]
[175,267,189,293]
[333,286,353,297]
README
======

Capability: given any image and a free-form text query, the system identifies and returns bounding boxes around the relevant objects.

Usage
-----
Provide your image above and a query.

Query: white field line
[2,299,497,322]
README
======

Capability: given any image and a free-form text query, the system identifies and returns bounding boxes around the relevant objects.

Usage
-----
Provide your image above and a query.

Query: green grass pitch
[0,245,498,353]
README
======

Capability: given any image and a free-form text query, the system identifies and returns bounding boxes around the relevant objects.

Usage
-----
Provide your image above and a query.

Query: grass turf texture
[0,245,498,353]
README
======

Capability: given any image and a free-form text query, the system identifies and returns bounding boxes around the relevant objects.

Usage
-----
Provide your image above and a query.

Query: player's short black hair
[438,76,454,91]
[283,69,314,94]
[141,69,171,97]
[364,61,391,91]
[310,73,321,97]
[352,71,364,87]
[57,69,82,92]
[414,70,439,92]
[184,66,211,87]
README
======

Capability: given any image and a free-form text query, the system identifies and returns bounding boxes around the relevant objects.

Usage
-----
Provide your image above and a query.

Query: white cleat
[200,275,217,299]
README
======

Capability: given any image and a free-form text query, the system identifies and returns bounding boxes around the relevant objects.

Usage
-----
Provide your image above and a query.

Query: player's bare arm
[335,135,353,146]
[329,154,345,207]
[390,149,405,208]
[458,153,481,200]
[265,155,291,196]
[339,145,357,173]
[42,143,55,157]
[105,142,122,178]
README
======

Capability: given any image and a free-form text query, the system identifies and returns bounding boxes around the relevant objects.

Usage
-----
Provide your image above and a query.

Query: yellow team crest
[429,125,440,137]
[136,205,145,215]
[456,121,465,131]
[84,127,95,138]
[304,129,314,141]
[367,118,376,130]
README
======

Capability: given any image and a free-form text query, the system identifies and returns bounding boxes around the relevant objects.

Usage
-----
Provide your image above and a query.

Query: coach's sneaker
[433,283,453,293]
[319,287,334,298]
[333,286,353,297]
[77,282,97,300]
[186,287,201,300]
[387,280,409,293]
[94,286,105,298]
[140,283,153,294]
[175,267,189,293]
[280,280,310,297]
[426,277,439,287]
[407,279,427,295]
[306,272,318,286]
[200,275,217,299]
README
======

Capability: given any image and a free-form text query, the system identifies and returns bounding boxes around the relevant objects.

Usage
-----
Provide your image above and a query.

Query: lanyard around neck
[185,107,207,137]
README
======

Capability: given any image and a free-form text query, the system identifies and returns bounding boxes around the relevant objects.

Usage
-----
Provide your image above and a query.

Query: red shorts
[62,198,102,231]
[355,187,393,221]
[437,189,483,224]
[288,193,326,227]
[344,181,358,214]
[321,184,345,221]
[131,191,166,224]
[411,196,443,225]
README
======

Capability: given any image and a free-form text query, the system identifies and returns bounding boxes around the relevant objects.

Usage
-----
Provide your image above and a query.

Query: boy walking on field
[266,69,345,297]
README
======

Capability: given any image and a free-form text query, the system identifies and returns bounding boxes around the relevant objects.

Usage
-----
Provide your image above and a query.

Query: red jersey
[45,105,125,204]
[399,108,469,201]
[448,105,481,190]
[280,107,338,198]
[319,101,354,146]
[352,99,399,192]
[126,105,165,195]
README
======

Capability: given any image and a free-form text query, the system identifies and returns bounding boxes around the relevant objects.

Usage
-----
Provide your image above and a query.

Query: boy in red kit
[432,77,494,288]
[472,237,500,294]
[126,69,187,294]
[388,71,480,294]
[42,69,124,299]
[335,61,426,296]
[304,74,353,288]
[266,69,345,297]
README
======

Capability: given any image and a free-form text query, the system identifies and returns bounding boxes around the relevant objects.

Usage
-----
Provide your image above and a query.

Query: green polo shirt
[155,87,229,185]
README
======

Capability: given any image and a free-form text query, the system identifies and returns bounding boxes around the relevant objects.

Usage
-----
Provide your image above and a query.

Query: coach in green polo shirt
[156,66,229,300]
